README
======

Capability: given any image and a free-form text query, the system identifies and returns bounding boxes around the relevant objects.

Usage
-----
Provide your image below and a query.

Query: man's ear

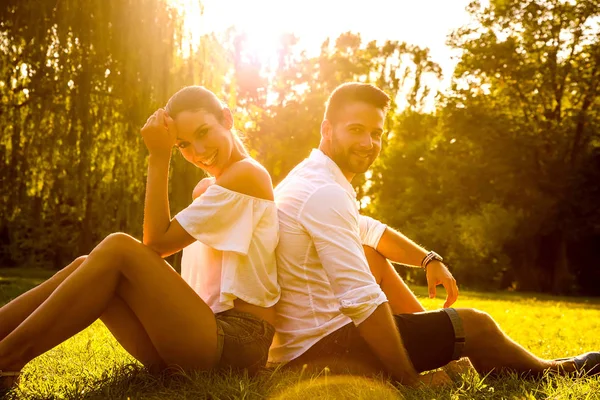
[221,108,234,130]
[321,119,332,140]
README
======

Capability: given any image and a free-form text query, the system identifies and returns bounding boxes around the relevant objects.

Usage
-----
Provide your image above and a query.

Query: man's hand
[192,177,216,200]
[141,108,177,158]
[426,261,459,308]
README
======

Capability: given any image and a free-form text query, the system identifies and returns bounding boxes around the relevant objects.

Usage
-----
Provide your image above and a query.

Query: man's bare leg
[457,308,576,375]
[364,246,474,377]
[363,246,424,314]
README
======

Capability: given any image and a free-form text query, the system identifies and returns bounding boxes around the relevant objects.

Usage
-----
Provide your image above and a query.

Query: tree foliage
[0,0,225,268]
[236,32,441,184]
[2,0,598,295]
[368,0,600,293]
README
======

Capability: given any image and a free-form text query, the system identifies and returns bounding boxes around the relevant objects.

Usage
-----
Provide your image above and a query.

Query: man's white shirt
[269,149,388,363]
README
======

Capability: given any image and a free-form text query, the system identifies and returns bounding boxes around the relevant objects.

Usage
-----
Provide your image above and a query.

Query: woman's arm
[143,152,171,247]
[141,109,195,257]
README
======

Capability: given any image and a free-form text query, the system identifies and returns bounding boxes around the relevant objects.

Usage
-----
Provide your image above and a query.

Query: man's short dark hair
[324,83,391,123]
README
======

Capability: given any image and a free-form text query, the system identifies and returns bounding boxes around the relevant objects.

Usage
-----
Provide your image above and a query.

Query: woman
[0,86,280,390]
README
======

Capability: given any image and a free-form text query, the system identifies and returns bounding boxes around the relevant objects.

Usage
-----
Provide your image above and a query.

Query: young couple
[0,83,598,392]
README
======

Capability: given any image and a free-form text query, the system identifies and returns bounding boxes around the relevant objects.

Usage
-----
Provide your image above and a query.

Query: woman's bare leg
[0,256,165,370]
[0,257,87,341]
[0,233,218,373]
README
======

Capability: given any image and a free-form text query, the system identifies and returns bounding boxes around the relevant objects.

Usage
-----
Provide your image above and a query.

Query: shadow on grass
[10,364,258,400]
[6,359,600,400]
[9,362,405,400]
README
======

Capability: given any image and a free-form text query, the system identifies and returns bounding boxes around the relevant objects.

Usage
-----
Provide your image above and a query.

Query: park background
[1,0,600,293]
[1,1,600,399]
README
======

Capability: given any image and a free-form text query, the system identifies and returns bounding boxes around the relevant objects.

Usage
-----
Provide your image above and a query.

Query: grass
[1,267,599,399]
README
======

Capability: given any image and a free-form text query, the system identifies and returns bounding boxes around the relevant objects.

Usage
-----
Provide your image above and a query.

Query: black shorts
[285,308,465,374]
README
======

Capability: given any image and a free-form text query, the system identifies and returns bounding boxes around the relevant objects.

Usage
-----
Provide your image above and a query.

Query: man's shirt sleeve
[299,185,388,326]
[358,215,387,248]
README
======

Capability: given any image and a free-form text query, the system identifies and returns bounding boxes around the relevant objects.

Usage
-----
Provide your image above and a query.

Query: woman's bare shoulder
[215,158,274,201]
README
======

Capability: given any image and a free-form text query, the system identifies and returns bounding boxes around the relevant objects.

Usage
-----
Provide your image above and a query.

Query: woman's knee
[92,232,140,262]
[102,232,139,251]
[73,255,88,264]
[55,255,88,279]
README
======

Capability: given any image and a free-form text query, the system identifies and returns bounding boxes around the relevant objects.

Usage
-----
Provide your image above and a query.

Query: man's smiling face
[325,101,385,176]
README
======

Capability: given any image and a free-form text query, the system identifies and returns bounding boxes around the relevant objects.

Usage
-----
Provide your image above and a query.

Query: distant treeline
[1,0,599,295]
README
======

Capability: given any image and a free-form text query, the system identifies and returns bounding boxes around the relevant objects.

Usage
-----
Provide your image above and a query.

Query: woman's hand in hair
[192,177,216,200]
[141,108,177,158]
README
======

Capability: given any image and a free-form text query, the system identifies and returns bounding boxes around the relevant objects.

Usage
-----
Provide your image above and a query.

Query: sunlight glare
[169,0,474,109]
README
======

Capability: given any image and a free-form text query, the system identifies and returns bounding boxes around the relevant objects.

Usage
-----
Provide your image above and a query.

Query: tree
[367,0,600,293]
[0,0,227,269]
[237,32,442,185]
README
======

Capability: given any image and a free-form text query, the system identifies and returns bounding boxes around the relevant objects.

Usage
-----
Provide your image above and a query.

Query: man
[268,82,599,386]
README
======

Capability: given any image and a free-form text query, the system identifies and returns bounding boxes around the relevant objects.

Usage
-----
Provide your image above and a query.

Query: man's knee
[363,245,386,284]
[362,245,381,260]
[456,308,499,340]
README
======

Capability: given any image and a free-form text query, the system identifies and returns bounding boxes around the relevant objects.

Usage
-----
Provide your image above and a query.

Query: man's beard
[330,133,376,175]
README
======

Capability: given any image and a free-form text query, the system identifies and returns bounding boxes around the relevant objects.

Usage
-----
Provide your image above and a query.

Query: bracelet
[421,251,443,269]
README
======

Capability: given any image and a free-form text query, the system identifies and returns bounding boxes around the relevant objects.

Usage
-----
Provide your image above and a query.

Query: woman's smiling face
[174,108,235,175]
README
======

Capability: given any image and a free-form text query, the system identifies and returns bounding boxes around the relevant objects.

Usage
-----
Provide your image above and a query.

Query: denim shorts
[215,309,275,374]
[286,308,465,374]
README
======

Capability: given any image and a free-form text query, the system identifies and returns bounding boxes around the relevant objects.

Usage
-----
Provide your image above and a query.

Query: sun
[168,0,285,68]
[235,28,282,68]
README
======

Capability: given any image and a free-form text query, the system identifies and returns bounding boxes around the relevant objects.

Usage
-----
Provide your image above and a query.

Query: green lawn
[1,268,599,399]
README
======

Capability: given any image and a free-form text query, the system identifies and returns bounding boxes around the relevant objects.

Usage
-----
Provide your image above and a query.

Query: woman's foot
[0,370,21,392]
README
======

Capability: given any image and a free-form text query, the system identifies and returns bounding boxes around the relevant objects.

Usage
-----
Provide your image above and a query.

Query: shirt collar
[308,149,356,197]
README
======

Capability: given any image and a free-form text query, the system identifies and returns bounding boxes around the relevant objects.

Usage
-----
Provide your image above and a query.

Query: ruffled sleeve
[175,185,260,255]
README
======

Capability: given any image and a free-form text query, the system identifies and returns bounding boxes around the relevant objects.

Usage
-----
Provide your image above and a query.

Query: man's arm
[357,303,419,384]
[363,245,425,314]
[367,221,459,308]
[301,186,419,384]
[375,225,428,267]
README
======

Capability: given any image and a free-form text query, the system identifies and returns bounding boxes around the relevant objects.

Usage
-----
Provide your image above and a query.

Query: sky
[172,0,475,102]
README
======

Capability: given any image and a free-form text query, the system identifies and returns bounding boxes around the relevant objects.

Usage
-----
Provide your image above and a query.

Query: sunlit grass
[1,268,599,399]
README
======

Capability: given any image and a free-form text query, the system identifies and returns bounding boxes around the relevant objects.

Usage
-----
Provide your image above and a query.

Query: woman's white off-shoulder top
[174,185,280,313]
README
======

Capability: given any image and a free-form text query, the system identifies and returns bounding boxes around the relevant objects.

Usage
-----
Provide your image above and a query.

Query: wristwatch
[421,251,443,269]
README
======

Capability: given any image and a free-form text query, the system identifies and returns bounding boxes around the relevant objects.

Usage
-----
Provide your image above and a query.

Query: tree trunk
[551,231,573,294]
